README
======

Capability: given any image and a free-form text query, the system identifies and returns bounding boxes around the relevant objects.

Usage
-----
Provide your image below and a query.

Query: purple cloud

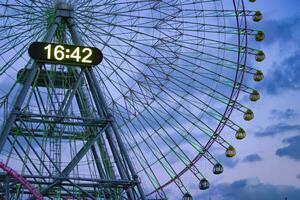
[276,135,300,161]
[255,123,300,137]
[195,179,300,200]
[243,154,262,163]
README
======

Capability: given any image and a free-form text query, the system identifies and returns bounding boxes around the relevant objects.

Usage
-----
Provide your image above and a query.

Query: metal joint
[55,2,74,18]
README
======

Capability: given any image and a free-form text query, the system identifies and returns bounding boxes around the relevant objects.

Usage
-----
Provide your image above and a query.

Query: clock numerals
[82,48,92,63]
[44,44,65,61]
[30,42,103,66]
[54,45,65,61]
[44,44,51,59]
[70,47,81,62]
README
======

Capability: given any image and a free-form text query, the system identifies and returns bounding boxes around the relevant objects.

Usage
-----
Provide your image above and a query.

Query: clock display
[28,42,103,66]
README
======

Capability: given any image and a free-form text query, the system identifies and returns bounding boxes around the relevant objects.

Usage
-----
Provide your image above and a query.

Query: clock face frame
[28,42,103,66]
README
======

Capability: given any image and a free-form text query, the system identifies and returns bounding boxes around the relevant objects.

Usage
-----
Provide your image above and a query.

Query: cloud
[257,16,300,95]
[243,154,262,163]
[276,135,300,161]
[216,154,239,168]
[254,123,300,137]
[261,51,300,94]
[297,174,300,180]
[196,178,300,200]
[270,108,298,120]
[263,16,300,45]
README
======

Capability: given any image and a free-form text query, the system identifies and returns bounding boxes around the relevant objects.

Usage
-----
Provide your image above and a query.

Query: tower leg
[0,16,61,153]
[4,174,9,200]
[0,9,146,199]
[67,18,146,200]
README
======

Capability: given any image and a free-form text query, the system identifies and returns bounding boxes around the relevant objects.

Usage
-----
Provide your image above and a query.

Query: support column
[0,16,61,152]
[4,174,9,200]
[67,18,146,200]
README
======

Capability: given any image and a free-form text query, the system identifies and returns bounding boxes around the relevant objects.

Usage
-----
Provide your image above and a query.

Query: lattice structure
[0,0,264,199]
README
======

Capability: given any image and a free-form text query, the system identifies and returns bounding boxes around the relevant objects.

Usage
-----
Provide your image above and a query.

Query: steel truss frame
[0,4,145,200]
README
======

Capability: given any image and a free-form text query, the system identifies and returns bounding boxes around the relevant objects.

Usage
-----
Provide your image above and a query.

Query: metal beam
[23,174,136,183]
[35,124,110,197]
[0,8,146,200]
[16,116,110,127]
[0,16,62,152]
[67,24,135,199]
[67,17,128,179]
[91,145,106,179]
[4,174,9,200]
[67,18,146,200]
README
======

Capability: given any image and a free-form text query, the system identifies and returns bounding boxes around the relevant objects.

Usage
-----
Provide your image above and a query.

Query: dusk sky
[0,1,300,199]
[196,0,300,199]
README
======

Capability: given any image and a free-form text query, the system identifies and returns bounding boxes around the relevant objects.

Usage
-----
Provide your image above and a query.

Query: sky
[0,1,300,199]
[195,0,300,199]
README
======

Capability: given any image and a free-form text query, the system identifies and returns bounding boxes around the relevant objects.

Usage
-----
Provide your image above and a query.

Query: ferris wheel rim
[0,0,264,198]
[144,0,249,195]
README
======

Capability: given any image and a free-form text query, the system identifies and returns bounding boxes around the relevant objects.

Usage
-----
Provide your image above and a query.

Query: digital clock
[28,42,103,66]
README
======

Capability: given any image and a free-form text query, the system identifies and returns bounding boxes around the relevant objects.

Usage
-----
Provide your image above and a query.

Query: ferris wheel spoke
[75,16,246,83]
[117,103,190,195]
[15,122,56,174]
[95,76,183,181]
[75,21,172,90]
[96,39,239,131]
[83,27,176,72]
[0,3,41,15]
[121,101,206,194]
[115,108,167,197]
[0,18,44,31]
[151,66,247,129]
[0,35,43,84]
[0,24,41,45]
[77,13,250,36]
[74,14,170,47]
[88,38,226,133]
[116,73,230,162]
[113,78,219,167]
[152,44,257,98]
[0,24,44,54]
[5,137,51,191]
[76,1,157,15]
[138,90,223,153]
[10,131,52,177]
[78,7,251,24]
[0,0,263,198]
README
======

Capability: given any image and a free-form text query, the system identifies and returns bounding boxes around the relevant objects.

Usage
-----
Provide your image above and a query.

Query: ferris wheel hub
[0,0,264,199]
[55,1,73,10]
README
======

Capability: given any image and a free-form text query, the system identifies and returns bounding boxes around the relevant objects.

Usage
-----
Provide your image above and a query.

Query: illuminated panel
[28,42,103,66]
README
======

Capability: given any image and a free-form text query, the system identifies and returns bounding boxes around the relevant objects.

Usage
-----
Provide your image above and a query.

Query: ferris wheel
[0,0,264,199]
